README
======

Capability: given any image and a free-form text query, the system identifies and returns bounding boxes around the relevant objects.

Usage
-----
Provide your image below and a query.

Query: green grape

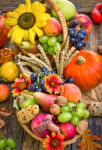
[57,33,63,42]
[76,108,85,117]
[48,36,57,46]
[71,115,80,125]
[6,138,16,149]
[58,112,72,123]
[66,102,76,112]
[39,35,49,44]
[0,139,6,149]
[54,42,61,53]
[5,147,11,150]
[77,102,86,109]
[71,111,76,117]
[84,109,90,118]
[42,43,48,52]
[60,106,69,113]
[48,47,55,55]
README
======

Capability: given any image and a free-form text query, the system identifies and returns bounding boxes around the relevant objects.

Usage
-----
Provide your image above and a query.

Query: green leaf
[13,99,19,110]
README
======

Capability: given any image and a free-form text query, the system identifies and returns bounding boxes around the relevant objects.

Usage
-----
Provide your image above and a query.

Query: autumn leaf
[78,130,102,150]
[0,108,13,117]
[0,119,5,129]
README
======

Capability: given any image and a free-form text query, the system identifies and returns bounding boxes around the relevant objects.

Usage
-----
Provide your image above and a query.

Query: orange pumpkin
[0,15,10,47]
[64,50,102,91]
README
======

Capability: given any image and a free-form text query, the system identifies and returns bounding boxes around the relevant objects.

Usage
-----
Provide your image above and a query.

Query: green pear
[18,93,36,109]
[33,92,58,113]
[50,0,76,21]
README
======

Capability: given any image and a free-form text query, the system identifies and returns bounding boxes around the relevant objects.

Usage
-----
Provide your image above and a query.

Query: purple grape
[41,67,47,72]
[30,73,37,82]
[77,33,85,40]
[66,78,74,83]
[33,82,38,87]
[82,40,86,47]
[39,79,44,86]
[79,29,86,35]
[36,87,42,92]
[76,42,83,50]
[41,86,46,92]
[69,20,79,28]
[50,71,56,74]
[28,84,36,91]
[70,37,76,43]
[69,29,74,37]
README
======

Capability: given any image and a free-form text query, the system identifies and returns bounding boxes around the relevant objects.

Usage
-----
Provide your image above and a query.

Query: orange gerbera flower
[12,74,31,97]
[44,74,63,94]
[43,132,66,150]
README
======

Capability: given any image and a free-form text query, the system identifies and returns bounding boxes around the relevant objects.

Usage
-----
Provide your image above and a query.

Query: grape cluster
[69,20,87,50]
[58,101,90,125]
[39,34,62,55]
[28,67,47,92]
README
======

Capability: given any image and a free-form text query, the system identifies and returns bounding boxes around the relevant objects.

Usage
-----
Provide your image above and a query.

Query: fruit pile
[1,0,102,149]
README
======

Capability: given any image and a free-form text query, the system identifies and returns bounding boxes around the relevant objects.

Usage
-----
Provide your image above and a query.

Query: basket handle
[40,0,68,48]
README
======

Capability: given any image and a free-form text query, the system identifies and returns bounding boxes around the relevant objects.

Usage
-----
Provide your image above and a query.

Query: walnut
[50,104,60,115]
[56,96,67,106]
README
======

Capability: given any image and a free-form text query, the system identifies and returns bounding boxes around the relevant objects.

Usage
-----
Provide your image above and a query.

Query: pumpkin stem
[76,56,86,65]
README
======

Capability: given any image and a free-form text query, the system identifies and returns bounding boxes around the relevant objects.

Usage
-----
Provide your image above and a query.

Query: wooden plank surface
[0,0,102,13]
[0,0,102,150]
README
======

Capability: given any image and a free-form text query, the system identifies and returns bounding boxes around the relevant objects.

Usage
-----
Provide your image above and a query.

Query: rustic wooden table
[0,0,102,150]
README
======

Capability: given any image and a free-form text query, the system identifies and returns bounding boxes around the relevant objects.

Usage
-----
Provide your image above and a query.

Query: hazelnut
[50,104,60,115]
[56,96,67,106]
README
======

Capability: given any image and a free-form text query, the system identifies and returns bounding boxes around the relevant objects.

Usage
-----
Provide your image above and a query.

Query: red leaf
[0,108,13,117]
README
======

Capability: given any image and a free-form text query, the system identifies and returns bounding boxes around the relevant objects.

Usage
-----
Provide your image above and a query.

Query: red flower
[43,132,65,150]
[12,74,31,97]
[44,74,63,94]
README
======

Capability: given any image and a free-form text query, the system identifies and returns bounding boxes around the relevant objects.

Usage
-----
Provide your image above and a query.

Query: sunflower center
[18,81,27,91]
[50,81,57,88]
[50,139,59,148]
[18,12,36,30]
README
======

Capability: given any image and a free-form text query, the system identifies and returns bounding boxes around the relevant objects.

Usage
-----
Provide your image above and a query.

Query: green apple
[50,0,76,21]
[18,93,36,109]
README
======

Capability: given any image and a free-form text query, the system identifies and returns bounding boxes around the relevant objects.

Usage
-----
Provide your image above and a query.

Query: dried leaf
[0,119,5,129]
[78,130,102,150]
[0,108,13,117]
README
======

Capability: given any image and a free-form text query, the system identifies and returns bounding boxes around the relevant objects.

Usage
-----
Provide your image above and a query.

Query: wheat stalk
[64,50,79,67]
[37,44,52,69]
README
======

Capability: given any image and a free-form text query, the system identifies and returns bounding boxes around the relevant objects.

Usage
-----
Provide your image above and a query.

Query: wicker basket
[16,0,83,146]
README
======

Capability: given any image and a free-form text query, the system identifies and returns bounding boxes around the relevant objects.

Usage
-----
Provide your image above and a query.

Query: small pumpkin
[0,48,14,64]
[64,50,102,91]
[0,15,10,47]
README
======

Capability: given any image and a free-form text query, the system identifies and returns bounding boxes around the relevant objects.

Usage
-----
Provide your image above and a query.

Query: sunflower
[44,74,63,94]
[12,74,31,97]
[43,132,66,150]
[5,0,50,44]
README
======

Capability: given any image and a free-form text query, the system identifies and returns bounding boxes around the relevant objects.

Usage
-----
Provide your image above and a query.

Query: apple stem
[76,56,86,65]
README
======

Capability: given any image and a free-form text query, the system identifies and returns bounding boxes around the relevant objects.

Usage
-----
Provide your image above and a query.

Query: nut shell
[50,104,60,115]
[56,96,67,106]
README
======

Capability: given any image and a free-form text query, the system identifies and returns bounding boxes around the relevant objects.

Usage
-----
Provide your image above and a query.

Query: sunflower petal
[31,1,40,13]
[25,0,31,12]
[8,12,19,18]
[5,17,17,26]
[34,25,43,37]
[14,4,25,15]
[23,30,28,41]
[28,28,36,44]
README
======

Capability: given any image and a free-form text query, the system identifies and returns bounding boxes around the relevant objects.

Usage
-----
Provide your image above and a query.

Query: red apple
[60,122,76,140]
[91,3,102,24]
[72,14,93,34]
